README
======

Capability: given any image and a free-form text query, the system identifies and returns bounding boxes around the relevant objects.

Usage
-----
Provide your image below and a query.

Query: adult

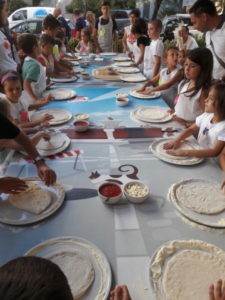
[53,7,71,41]
[93,1,118,53]
[177,25,199,52]
[189,0,225,80]
[122,9,140,55]
[85,11,96,36]
[73,9,86,39]
[0,112,56,193]
[0,0,18,73]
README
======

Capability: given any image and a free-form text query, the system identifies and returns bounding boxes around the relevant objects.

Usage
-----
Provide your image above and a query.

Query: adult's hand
[36,160,57,186]
[0,177,28,194]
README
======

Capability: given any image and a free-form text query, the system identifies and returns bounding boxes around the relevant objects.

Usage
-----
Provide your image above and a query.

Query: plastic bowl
[116,92,128,99]
[116,97,129,107]
[74,113,89,121]
[124,181,150,203]
[74,120,89,132]
[98,182,123,204]
[81,72,91,80]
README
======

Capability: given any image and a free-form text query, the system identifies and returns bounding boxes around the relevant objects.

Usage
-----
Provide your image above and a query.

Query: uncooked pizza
[172,180,225,214]
[163,250,225,300]
[48,251,95,299]
[37,134,65,151]
[8,182,52,214]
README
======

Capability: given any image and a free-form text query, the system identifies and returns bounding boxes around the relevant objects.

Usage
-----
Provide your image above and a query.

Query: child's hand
[136,86,146,93]
[42,132,51,141]
[140,89,153,95]
[110,285,131,300]
[163,140,181,150]
[166,149,188,157]
[209,279,225,300]
[40,113,54,123]
[167,109,175,115]
[172,115,187,126]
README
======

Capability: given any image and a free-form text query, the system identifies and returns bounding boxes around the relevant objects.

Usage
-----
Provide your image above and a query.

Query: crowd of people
[0,0,225,298]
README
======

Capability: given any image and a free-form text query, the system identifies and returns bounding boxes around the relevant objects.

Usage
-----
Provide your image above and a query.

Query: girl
[122,9,140,56]
[75,28,93,55]
[0,71,53,131]
[130,18,149,71]
[173,47,213,127]
[138,46,183,108]
[164,82,225,159]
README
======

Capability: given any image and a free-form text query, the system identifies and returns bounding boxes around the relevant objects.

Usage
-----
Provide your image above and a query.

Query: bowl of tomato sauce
[98,182,122,204]
[74,120,89,132]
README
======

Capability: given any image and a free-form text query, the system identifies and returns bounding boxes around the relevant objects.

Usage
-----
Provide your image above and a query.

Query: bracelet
[32,156,45,164]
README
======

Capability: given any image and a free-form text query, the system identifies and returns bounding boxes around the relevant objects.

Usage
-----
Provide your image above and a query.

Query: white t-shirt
[183,35,198,50]
[124,25,136,53]
[159,66,181,108]
[6,95,28,122]
[143,39,164,79]
[196,112,225,148]
[205,21,225,80]
[174,80,203,122]
[0,31,17,73]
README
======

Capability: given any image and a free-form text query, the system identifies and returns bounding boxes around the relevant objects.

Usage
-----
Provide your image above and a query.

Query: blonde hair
[0,97,10,117]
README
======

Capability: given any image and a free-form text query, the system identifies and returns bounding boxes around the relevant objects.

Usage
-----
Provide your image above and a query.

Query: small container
[124,181,150,204]
[74,120,89,132]
[116,93,128,99]
[98,182,122,204]
[81,72,91,80]
[74,113,89,121]
[116,97,129,107]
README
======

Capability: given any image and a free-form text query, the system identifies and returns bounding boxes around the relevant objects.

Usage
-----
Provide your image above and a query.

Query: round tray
[25,236,112,300]
[0,178,65,225]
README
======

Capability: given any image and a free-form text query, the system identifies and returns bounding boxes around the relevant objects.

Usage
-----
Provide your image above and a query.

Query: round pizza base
[136,107,167,121]
[130,89,161,99]
[37,133,65,151]
[48,251,95,299]
[174,181,225,215]
[163,250,225,300]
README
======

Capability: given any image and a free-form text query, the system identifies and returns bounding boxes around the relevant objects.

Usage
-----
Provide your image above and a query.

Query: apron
[98,16,113,52]
[132,38,144,71]
[125,25,136,53]
[24,56,46,98]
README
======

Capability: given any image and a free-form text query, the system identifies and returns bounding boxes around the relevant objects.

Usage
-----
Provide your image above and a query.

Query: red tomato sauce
[100,184,121,197]
[75,121,87,126]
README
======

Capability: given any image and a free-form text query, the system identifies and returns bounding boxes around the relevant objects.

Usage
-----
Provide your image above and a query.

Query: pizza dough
[137,107,167,120]
[37,134,64,151]
[8,183,52,214]
[175,181,225,214]
[157,141,194,160]
[163,250,225,300]
[48,251,95,299]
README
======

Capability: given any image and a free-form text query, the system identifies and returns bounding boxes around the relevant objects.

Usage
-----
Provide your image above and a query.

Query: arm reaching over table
[0,112,56,186]
[209,279,225,300]
[0,177,28,194]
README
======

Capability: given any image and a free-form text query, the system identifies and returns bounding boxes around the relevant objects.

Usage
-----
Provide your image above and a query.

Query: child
[138,46,183,108]
[0,256,73,300]
[164,82,225,159]
[122,9,140,56]
[143,19,164,79]
[0,71,53,130]
[130,18,149,71]
[42,14,74,74]
[17,33,51,110]
[75,28,93,54]
[0,97,50,152]
[38,34,72,79]
[173,47,213,127]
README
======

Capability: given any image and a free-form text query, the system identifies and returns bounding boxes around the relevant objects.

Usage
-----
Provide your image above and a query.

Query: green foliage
[8,0,27,14]
[117,38,123,53]
[194,34,206,48]
[163,39,177,49]
[66,0,102,14]
[68,37,80,51]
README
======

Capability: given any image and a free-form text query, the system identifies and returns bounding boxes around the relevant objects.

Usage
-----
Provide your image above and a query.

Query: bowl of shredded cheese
[124,181,149,203]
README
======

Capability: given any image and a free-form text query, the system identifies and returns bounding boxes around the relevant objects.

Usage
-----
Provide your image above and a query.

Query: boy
[143,19,164,79]
[93,1,118,53]
[17,33,51,110]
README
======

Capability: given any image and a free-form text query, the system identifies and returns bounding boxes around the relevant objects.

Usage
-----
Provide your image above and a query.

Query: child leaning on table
[138,46,183,108]
[17,33,52,111]
[163,82,225,159]
[0,71,53,131]
[0,97,50,152]
[173,47,213,127]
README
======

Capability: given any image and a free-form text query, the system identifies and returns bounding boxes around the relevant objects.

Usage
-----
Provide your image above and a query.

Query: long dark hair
[182,47,213,97]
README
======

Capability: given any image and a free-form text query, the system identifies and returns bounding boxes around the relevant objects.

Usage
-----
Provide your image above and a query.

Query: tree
[8,0,27,14]
[66,0,102,14]
[151,0,164,20]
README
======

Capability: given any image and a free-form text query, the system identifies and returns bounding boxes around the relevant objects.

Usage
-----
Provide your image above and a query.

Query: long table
[0,55,224,299]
